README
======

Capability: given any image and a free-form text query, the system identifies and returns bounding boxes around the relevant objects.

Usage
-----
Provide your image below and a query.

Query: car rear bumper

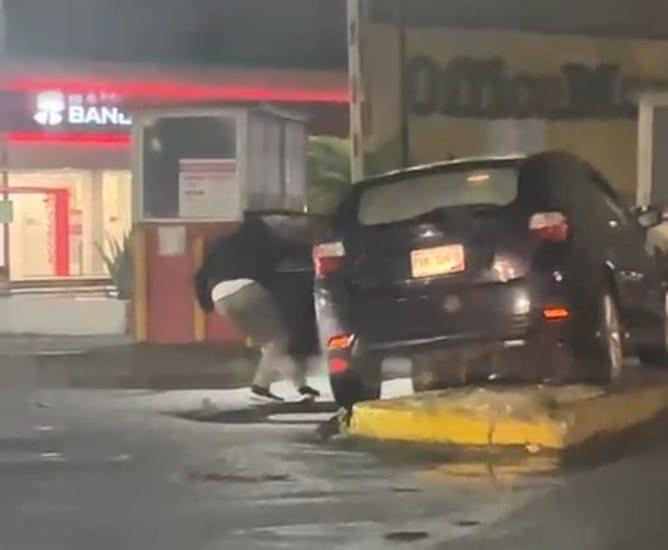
[317,275,570,338]
[349,280,534,344]
[317,272,584,383]
[357,320,578,385]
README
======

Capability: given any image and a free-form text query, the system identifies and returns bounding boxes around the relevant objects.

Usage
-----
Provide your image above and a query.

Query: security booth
[636,93,668,255]
[637,93,668,207]
[132,106,308,344]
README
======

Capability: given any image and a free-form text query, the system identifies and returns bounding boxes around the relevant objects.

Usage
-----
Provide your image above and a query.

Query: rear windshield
[358,167,518,226]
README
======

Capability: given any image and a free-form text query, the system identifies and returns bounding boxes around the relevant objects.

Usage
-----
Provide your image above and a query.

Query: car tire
[329,354,382,411]
[598,291,626,385]
[638,291,668,367]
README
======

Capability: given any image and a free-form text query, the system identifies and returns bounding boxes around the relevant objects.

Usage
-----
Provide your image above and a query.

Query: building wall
[365,0,668,40]
[352,19,668,195]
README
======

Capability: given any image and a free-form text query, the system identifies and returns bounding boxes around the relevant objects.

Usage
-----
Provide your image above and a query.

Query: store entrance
[8,186,70,278]
[7,170,132,282]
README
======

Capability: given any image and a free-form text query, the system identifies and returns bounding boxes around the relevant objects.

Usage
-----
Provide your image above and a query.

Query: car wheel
[599,291,626,384]
[638,291,668,367]
[329,354,382,411]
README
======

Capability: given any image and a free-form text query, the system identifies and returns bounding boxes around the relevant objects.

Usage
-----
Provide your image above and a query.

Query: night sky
[3,0,348,68]
[5,0,668,68]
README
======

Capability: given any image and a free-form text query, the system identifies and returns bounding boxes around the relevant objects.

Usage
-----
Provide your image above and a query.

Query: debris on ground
[315,407,350,441]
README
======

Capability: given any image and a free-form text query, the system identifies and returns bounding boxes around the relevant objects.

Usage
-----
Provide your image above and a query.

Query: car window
[589,169,628,222]
[358,167,518,226]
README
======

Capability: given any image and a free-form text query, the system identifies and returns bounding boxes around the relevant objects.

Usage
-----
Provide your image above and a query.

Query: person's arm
[194,264,215,313]
[194,237,230,313]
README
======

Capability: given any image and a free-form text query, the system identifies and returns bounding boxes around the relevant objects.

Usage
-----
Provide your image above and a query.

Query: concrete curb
[349,383,668,450]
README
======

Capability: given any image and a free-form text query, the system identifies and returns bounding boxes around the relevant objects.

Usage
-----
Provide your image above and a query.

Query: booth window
[142,116,237,219]
[246,115,306,212]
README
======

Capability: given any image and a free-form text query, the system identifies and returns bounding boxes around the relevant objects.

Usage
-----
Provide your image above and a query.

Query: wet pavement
[0,336,258,389]
[2,380,668,550]
[1,341,668,549]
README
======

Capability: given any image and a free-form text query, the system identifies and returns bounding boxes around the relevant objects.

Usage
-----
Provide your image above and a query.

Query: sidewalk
[0,335,133,355]
[0,335,259,390]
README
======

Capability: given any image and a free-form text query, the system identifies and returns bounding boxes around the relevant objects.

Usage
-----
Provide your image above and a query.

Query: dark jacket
[195,218,278,313]
[194,217,318,356]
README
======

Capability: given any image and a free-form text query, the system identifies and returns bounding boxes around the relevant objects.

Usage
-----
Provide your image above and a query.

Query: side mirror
[635,206,664,229]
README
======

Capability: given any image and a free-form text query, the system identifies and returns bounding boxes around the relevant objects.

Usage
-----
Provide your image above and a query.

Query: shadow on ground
[173,400,340,424]
[0,342,258,390]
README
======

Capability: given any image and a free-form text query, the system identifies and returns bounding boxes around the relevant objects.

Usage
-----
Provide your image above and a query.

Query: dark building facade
[3,0,348,68]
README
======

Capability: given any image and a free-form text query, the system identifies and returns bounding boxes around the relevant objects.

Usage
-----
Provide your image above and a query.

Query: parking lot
[3,355,668,550]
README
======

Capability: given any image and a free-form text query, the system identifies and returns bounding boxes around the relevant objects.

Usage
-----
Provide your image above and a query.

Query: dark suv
[314,152,668,409]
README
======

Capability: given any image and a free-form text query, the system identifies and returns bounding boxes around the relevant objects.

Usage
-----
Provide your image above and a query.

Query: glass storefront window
[102,171,132,270]
[7,170,132,281]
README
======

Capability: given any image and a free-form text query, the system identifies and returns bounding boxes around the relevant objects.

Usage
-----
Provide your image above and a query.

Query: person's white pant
[252,338,306,389]
[212,280,306,390]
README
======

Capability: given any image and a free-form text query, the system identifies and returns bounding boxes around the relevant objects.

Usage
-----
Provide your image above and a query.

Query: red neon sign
[8,132,131,148]
[6,77,349,104]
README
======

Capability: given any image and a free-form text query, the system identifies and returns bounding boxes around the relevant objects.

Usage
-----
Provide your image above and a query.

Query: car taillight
[529,212,569,243]
[327,333,355,374]
[313,241,345,278]
[327,333,355,351]
[329,357,350,374]
[542,306,570,321]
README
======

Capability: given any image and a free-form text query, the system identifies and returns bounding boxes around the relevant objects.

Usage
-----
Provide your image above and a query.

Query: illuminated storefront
[0,61,348,282]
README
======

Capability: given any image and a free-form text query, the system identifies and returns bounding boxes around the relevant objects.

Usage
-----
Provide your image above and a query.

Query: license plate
[411,245,465,278]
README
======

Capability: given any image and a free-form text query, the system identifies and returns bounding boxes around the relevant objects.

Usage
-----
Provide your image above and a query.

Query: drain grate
[384,531,429,543]
[455,520,480,527]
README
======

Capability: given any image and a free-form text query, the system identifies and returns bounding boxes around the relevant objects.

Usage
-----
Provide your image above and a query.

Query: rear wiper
[468,203,502,214]
[411,206,450,221]
[411,203,500,221]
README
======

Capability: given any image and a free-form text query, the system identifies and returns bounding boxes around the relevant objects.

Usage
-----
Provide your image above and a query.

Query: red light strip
[53,189,70,277]
[7,132,131,148]
[6,77,349,104]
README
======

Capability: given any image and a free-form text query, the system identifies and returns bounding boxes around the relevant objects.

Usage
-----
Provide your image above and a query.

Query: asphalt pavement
[2,346,668,549]
[0,335,258,389]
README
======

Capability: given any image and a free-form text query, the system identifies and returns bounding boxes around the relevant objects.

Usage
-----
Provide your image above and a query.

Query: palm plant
[96,232,132,300]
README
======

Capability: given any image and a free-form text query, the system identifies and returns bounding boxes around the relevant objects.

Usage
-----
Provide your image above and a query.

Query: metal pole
[0,0,6,58]
[1,152,9,291]
[0,0,8,284]
[397,0,410,168]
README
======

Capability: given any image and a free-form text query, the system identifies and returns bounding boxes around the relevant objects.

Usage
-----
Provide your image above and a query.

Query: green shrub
[96,233,132,300]
[307,136,351,215]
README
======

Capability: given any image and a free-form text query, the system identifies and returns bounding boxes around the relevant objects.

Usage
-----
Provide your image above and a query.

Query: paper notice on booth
[178,159,241,220]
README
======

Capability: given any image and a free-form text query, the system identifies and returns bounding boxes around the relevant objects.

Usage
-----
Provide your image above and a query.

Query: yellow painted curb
[349,383,668,450]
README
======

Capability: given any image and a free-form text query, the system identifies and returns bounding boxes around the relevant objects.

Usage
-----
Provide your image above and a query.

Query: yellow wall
[357,25,668,192]
[410,118,638,191]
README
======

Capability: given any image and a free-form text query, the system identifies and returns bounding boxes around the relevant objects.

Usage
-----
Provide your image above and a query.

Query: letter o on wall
[406,56,440,116]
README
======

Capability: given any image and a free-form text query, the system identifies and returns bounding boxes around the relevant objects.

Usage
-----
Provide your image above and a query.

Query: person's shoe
[250,385,284,403]
[298,385,321,401]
